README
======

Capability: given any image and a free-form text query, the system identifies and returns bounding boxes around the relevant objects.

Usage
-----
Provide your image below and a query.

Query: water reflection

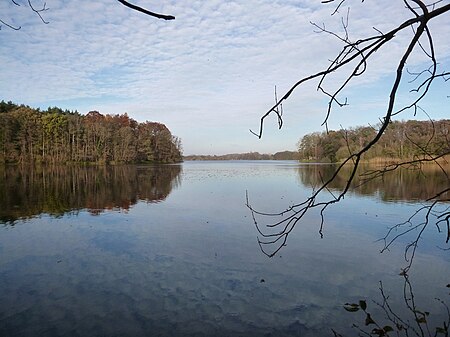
[0,164,182,224]
[0,161,448,337]
[337,275,449,337]
[297,163,450,202]
[3,162,449,225]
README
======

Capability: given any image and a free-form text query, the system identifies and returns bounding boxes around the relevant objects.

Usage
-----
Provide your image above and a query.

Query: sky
[1,0,449,155]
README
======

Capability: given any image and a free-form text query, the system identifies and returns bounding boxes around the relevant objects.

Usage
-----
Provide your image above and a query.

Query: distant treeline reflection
[0,165,182,224]
[297,164,450,202]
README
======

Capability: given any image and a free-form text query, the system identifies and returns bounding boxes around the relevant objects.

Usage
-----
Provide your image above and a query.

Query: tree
[137,121,182,163]
[296,120,450,162]
[0,101,182,164]
[1,0,174,31]
[247,0,450,272]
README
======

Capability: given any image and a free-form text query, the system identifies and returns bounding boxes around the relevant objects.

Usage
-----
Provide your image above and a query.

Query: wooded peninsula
[297,119,450,162]
[0,101,182,164]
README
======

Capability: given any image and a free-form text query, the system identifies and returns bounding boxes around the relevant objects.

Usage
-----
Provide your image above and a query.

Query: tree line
[0,101,183,164]
[184,151,299,161]
[297,119,450,163]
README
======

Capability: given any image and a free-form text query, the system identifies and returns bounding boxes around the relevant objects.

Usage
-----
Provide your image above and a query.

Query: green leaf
[416,316,427,324]
[343,307,359,312]
[365,313,376,326]
[343,303,360,312]
[359,300,367,311]
[383,325,394,332]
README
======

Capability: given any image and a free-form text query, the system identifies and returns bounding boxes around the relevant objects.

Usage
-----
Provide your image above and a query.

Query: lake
[0,161,449,337]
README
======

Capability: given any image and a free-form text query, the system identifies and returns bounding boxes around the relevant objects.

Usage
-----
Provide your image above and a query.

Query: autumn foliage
[0,101,182,164]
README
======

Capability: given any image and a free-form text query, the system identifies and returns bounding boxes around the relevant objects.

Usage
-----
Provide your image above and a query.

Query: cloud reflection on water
[0,161,448,336]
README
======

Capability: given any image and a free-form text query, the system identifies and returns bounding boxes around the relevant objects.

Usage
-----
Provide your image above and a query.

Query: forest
[297,119,450,162]
[0,100,183,164]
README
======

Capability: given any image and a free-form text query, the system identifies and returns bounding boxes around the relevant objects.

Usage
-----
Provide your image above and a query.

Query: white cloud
[1,0,449,154]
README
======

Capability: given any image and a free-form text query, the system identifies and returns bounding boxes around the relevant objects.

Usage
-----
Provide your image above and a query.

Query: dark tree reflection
[297,164,450,203]
[0,164,182,224]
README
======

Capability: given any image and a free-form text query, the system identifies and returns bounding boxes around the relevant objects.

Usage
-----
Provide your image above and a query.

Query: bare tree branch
[117,0,175,20]
[0,19,21,30]
[251,2,450,139]
[249,1,450,266]
[27,0,49,24]
[1,0,175,31]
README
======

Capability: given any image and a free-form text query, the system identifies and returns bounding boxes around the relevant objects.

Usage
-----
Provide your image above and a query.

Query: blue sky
[1,0,449,155]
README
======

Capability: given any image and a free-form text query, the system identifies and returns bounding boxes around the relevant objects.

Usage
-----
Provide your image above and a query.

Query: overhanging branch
[249,1,450,266]
[117,0,175,20]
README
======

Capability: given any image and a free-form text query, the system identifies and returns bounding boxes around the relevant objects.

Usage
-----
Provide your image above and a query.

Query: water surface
[0,161,448,336]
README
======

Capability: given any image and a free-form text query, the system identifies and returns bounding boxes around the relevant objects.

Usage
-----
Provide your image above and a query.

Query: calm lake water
[0,161,449,337]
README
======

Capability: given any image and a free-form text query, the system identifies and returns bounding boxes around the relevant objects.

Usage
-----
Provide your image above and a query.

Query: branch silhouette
[248,0,450,266]
[1,0,175,30]
[117,0,175,20]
